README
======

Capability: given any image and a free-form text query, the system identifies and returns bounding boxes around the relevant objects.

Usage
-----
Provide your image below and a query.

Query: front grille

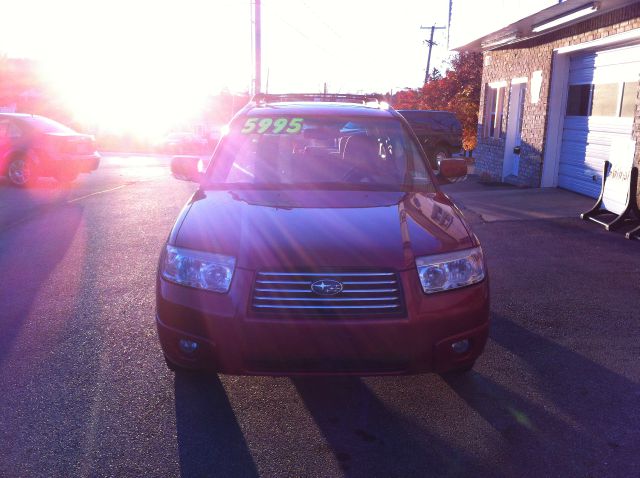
[251,271,404,317]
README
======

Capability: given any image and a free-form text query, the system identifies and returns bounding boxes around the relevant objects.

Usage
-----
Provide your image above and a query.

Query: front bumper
[156,269,490,376]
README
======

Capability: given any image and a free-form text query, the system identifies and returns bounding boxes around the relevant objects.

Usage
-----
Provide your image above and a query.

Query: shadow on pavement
[0,204,83,365]
[0,178,79,232]
[0,175,80,190]
[445,314,640,476]
[174,372,259,478]
[293,376,496,477]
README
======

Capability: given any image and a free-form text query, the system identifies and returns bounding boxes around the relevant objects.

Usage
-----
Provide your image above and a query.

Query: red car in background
[157,94,489,376]
[0,113,100,186]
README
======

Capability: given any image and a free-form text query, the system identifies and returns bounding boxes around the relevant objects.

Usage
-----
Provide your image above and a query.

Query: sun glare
[27,0,252,140]
[46,60,215,141]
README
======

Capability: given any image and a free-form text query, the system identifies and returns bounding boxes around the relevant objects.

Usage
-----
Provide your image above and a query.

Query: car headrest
[342,135,379,162]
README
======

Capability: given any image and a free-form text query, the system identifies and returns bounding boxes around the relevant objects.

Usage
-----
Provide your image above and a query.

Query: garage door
[558,45,639,197]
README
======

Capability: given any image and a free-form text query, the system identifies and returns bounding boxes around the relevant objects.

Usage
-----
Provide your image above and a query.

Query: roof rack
[252,93,386,105]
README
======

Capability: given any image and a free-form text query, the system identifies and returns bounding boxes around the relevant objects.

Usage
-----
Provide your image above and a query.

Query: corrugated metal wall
[558,45,639,197]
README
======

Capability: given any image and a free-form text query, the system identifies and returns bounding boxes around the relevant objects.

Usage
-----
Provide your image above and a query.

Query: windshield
[204,115,432,191]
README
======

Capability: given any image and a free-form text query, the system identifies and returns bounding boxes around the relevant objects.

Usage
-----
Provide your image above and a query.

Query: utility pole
[447,0,453,49]
[254,0,262,95]
[265,68,270,94]
[420,25,446,84]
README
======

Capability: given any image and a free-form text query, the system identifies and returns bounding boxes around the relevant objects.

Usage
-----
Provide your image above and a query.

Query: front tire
[7,156,35,187]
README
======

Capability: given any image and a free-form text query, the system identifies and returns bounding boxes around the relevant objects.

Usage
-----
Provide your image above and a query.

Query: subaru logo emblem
[310,279,343,296]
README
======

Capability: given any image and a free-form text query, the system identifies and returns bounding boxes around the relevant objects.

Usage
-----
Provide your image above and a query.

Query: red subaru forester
[156,94,489,376]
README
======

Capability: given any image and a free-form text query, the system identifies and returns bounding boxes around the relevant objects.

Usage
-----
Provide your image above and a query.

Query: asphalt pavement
[0,159,638,477]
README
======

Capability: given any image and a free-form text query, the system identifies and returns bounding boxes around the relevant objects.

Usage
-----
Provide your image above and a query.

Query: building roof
[454,0,639,51]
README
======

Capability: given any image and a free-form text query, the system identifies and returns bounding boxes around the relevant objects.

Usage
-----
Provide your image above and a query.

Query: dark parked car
[157,94,488,376]
[397,110,463,169]
[0,113,100,186]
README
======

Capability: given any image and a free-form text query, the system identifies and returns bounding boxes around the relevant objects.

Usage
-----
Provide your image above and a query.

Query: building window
[621,82,638,117]
[484,84,505,138]
[566,84,591,116]
[591,83,619,116]
[566,81,639,118]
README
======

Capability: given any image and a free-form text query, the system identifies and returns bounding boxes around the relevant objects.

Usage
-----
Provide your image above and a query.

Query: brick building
[450,0,640,201]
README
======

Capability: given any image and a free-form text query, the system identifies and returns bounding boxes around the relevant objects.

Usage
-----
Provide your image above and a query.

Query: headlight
[161,245,235,293]
[416,246,485,294]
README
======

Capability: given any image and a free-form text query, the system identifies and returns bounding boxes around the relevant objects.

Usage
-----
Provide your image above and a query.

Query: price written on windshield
[241,117,303,134]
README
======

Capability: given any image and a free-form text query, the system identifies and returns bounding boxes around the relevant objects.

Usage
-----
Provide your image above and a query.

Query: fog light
[451,339,470,354]
[179,339,199,354]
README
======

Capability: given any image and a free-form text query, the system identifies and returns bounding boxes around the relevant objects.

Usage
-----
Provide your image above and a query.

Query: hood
[174,189,474,270]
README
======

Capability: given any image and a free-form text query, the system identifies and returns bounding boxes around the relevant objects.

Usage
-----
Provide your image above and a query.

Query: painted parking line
[67,184,129,203]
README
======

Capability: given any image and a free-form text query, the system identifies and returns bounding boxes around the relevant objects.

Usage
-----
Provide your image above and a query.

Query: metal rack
[252,93,386,105]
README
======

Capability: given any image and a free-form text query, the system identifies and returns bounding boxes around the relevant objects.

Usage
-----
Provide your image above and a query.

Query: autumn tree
[202,89,250,125]
[0,56,77,128]
[393,51,482,151]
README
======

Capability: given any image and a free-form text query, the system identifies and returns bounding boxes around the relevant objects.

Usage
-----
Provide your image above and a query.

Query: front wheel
[7,156,35,187]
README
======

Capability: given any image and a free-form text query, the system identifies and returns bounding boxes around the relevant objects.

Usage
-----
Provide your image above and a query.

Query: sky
[448,0,555,48]
[1,0,453,134]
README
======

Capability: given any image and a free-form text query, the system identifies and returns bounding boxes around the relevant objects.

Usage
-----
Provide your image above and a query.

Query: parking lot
[0,157,638,477]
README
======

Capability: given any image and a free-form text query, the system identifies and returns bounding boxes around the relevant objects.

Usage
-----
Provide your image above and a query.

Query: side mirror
[171,155,202,182]
[438,158,467,181]
[438,159,468,185]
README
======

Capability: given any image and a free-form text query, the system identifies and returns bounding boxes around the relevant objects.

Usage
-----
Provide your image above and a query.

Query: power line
[267,9,331,55]
[299,0,343,40]
[262,0,331,54]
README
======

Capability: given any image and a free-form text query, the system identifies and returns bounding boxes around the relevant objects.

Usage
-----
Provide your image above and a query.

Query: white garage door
[558,45,639,197]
